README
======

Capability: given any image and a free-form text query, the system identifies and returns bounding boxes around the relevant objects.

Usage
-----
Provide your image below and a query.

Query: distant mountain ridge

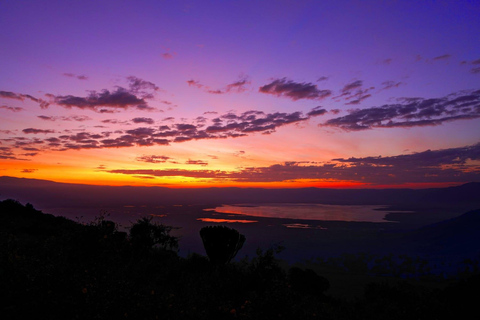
[1,176,479,209]
[404,208,480,256]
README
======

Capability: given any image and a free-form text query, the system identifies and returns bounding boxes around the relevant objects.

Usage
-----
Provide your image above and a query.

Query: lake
[203,203,394,223]
[44,202,421,262]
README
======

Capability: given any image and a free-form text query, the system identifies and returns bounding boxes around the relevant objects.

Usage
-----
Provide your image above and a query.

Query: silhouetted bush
[2,199,480,320]
[200,225,245,265]
[130,217,178,255]
[288,267,330,296]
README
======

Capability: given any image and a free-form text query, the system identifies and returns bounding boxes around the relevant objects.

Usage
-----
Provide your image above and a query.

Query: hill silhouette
[1,199,479,319]
[405,209,480,256]
[1,176,479,208]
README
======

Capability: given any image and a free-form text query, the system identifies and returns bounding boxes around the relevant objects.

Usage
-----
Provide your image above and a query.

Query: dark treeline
[1,199,479,319]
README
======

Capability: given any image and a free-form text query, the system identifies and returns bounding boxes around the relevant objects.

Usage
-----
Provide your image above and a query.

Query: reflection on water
[283,223,327,229]
[205,203,393,223]
[197,218,258,223]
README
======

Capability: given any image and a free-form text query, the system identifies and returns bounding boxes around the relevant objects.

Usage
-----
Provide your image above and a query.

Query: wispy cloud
[259,78,331,101]
[62,73,88,80]
[333,80,374,105]
[48,76,160,112]
[37,115,92,122]
[0,105,24,112]
[136,155,175,163]
[132,117,155,125]
[22,128,56,134]
[323,89,480,130]
[186,159,208,166]
[1,106,327,155]
[0,91,49,108]
[187,76,251,94]
[433,54,452,61]
[106,143,480,185]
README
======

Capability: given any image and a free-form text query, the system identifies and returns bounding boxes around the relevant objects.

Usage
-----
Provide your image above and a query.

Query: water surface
[205,203,393,223]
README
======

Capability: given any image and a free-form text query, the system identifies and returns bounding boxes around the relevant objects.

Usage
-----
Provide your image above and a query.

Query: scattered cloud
[48,76,160,112]
[2,106,327,154]
[323,89,480,131]
[22,128,56,134]
[186,159,208,166]
[51,87,147,112]
[187,79,203,89]
[187,76,251,94]
[471,67,480,74]
[126,76,160,99]
[161,52,176,59]
[333,80,374,105]
[63,73,88,80]
[136,155,175,163]
[105,143,480,185]
[224,76,251,93]
[379,80,404,91]
[433,54,452,61]
[0,105,24,112]
[37,115,92,122]
[259,78,331,101]
[132,117,155,125]
[21,168,38,173]
[0,90,49,108]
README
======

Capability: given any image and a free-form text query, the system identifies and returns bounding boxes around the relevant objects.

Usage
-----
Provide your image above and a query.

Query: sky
[1,0,479,188]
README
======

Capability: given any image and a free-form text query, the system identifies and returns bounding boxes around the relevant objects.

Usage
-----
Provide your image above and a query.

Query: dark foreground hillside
[1,199,479,319]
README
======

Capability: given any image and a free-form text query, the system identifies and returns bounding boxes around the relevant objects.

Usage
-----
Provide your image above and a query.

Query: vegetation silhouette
[288,267,330,296]
[1,198,479,319]
[130,216,178,256]
[200,225,245,265]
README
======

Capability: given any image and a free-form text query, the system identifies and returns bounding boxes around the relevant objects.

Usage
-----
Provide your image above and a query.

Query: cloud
[54,88,146,112]
[106,168,232,179]
[186,159,208,166]
[136,155,174,163]
[0,105,24,112]
[333,80,374,105]
[21,169,38,173]
[307,106,328,117]
[471,67,480,74]
[187,80,203,88]
[380,80,404,91]
[132,117,155,125]
[161,52,176,59]
[37,115,92,122]
[433,54,452,61]
[2,106,327,153]
[49,76,160,112]
[22,128,56,134]
[0,90,49,108]
[105,143,480,185]
[52,87,147,112]
[259,78,331,101]
[0,146,17,160]
[224,77,251,93]
[323,89,480,131]
[126,76,160,99]
[187,76,251,94]
[63,73,88,80]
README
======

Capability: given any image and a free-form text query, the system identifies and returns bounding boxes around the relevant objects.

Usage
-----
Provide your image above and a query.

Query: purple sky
[1,0,479,187]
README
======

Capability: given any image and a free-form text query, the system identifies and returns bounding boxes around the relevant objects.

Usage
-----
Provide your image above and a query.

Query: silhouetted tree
[129,217,178,254]
[200,226,245,265]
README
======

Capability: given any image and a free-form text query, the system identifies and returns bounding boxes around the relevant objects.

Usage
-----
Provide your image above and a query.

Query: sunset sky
[1,0,479,188]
